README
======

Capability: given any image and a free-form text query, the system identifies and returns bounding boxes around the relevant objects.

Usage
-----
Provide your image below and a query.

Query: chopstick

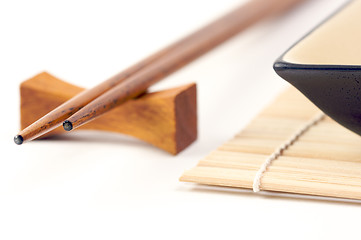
[62,0,306,131]
[14,0,306,145]
[14,45,179,145]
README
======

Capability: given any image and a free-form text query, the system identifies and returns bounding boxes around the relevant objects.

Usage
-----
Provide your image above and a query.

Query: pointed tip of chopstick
[14,135,24,145]
[63,120,73,131]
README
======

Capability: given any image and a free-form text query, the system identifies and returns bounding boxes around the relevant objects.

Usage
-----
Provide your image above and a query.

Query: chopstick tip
[63,120,73,131]
[14,135,23,145]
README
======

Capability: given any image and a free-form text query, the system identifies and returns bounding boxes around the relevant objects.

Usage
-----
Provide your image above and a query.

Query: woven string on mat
[252,112,326,192]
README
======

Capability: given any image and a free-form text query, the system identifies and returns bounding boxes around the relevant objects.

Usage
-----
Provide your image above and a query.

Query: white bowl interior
[283,1,361,66]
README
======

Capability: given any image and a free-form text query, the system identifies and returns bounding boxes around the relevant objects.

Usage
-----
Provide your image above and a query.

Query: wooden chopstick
[14,44,177,145]
[62,0,306,131]
[14,0,306,145]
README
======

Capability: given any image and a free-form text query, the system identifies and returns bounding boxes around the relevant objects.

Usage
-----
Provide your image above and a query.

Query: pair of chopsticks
[14,0,306,145]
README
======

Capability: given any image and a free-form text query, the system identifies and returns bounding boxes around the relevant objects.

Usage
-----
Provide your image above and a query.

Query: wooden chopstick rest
[20,72,197,154]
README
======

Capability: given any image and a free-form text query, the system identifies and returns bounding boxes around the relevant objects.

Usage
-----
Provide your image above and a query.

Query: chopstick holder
[20,72,197,154]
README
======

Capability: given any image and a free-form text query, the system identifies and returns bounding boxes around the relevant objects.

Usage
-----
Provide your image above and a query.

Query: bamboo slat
[180,87,361,201]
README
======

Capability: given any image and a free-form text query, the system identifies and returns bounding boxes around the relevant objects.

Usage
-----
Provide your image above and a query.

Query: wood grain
[16,47,175,144]
[20,72,197,154]
[16,0,305,144]
[180,87,361,201]
[65,0,306,130]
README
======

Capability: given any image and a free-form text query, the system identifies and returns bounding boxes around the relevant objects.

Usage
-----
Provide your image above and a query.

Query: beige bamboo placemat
[180,87,361,200]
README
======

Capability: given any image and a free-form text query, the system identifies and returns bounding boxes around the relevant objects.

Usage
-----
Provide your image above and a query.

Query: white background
[0,0,358,239]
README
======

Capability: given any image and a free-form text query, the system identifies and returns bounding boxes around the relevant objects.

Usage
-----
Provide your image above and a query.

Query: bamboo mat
[180,87,361,200]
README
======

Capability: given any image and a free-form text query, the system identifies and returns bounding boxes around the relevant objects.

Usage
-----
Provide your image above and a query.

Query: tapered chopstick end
[14,135,23,145]
[63,120,73,131]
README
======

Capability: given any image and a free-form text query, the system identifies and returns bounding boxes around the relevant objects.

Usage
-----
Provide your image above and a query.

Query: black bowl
[274,0,361,136]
